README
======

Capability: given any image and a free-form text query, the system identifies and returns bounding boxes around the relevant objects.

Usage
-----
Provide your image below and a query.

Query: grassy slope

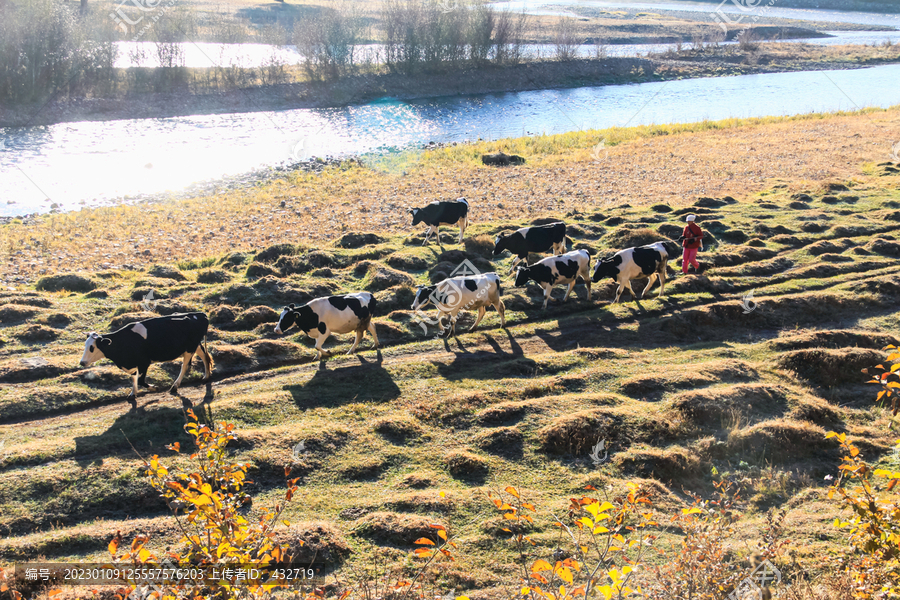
[2,109,900,596]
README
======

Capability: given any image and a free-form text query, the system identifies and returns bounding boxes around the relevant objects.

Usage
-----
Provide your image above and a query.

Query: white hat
[686,214,696,222]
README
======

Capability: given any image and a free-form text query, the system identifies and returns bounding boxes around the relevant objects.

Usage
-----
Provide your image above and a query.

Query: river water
[2,0,899,216]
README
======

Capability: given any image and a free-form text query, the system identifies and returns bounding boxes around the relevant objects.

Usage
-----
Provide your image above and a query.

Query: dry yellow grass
[4,106,899,284]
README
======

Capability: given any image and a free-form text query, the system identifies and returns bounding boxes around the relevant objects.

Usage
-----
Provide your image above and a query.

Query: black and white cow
[514,249,591,309]
[493,222,568,272]
[591,241,680,303]
[409,198,469,245]
[79,312,213,407]
[274,292,379,360]
[411,272,505,337]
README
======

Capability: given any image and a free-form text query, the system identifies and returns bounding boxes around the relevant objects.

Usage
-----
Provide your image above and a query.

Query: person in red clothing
[680,214,704,275]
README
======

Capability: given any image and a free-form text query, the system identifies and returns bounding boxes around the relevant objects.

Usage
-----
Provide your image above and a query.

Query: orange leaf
[437,529,448,541]
[414,537,436,546]
[531,559,552,572]
[108,531,122,556]
[505,486,520,498]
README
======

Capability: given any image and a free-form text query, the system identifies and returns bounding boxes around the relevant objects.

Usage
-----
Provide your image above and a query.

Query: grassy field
[2,108,900,597]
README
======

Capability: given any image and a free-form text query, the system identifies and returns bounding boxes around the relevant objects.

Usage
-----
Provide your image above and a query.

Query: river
[3,62,899,217]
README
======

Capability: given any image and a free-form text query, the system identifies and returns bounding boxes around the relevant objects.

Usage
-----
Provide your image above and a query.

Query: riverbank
[3,105,899,286]
[3,42,899,128]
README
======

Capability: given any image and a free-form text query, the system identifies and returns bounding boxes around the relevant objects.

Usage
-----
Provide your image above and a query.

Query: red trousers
[682,247,699,273]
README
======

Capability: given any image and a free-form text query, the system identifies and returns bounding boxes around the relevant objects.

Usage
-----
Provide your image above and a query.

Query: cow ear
[288,303,295,309]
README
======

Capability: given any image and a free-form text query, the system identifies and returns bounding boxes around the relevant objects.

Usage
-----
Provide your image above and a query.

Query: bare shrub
[554,16,580,61]
[208,15,249,43]
[0,0,120,103]
[293,0,366,76]
[738,28,760,52]
[593,35,608,59]
[493,6,528,64]
[468,1,494,63]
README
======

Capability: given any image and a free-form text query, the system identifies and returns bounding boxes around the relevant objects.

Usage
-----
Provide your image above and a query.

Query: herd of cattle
[79,197,685,406]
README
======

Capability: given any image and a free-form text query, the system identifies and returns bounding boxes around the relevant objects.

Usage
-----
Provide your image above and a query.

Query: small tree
[109,410,306,599]
[824,345,900,597]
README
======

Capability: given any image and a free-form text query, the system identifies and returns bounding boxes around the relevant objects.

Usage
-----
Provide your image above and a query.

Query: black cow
[591,241,680,303]
[409,198,469,246]
[79,312,213,407]
[482,152,526,166]
[274,292,379,360]
[493,222,569,272]
[514,249,592,309]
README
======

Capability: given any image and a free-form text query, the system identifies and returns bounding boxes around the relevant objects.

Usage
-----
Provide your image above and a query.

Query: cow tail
[565,235,574,247]
[203,335,215,373]
[495,277,503,299]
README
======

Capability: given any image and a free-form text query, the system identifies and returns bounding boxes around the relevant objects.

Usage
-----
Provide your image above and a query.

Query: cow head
[274,304,297,334]
[493,231,512,256]
[80,332,111,367]
[514,266,532,288]
[592,257,619,283]
[409,208,424,226]
[411,285,436,311]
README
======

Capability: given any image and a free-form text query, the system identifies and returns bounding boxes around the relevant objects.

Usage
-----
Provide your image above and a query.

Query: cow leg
[422,226,433,245]
[563,281,575,302]
[508,256,522,274]
[657,267,667,297]
[641,274,658,299]
[314,331,332,360]
[458,216,467,244]
[127,369,139,408]
[613,281,626,303]
[137,369,150,389]
[541,284,551,310]
[625,280,639,302]
[438,313,450,337]
[449,315,458,338]
[496,299,506,327]
[470,306,486,332]
[581,266,592,300]
[195,343,212,380]
[347,329,364,355]
[368,322,380,348]
[169,352,194,394]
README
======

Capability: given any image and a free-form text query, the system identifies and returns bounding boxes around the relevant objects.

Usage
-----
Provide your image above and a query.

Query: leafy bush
[827,432,900,598]
[109,410,304,599]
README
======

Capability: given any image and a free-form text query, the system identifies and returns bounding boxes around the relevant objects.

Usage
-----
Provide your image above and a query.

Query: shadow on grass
[434,328,536,380]
[283,350,401,408]
[73,405,191,466]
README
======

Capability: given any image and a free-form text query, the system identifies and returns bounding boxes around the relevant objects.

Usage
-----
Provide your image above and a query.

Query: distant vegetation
[670,0,900,13]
